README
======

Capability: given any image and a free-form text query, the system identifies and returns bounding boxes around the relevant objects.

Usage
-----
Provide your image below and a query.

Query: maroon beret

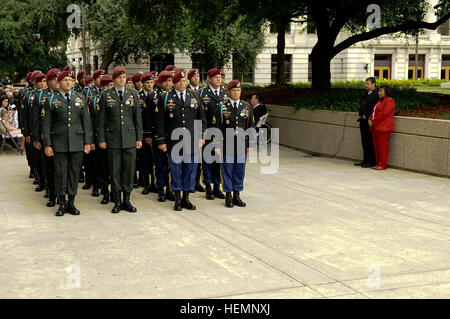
[227,80,241,90]
[141,72,155,82]
[63,65,73,71]
[85,76,94,84]
[188,69,199,80]
[77,70,87,82]
[220,69,225,76]
[100,74,113,87]
[26,72,32,81]
[126,75,133,82]
[93,69,106,80]
[164,65,176,72]
[34,71,46,82]
[30,70,42,81]
[46,68,61,82]
[172,68,186,84]
[158,70,173,83]
[57,70,75,82]
[132,73,143,83]
[112,66,126,80]
[151,71,158,77]
[207,68,221,78]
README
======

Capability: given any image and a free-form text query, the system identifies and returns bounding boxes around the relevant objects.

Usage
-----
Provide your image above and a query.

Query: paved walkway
[0,145,449,298]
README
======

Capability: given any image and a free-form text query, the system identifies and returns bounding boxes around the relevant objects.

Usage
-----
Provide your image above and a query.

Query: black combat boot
[195,181,205,192]
[29,167,35,179]
[44,188,49,198]
[205,183,214,200]
[46,189,56,207]
[165,187,175,201]
[100,187,109,205]
[66,195,80,215]
[111,192,122,214]
[133,173,139,188]
[141,175,150,195]
[55,195,66,216]
[233,191,246,207]
[91,186,100,197]
[173,190,182,211]
[122,192,137,213]
[213,184,225,199]
[35,183,45,192]
[225,192,234,208]
[157,188,166,202]
[82,182,91,190]
[181,191,196,210]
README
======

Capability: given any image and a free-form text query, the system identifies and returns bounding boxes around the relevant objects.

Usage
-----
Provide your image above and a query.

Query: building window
[374,54,391,80]
[271,54,292,83]
[408,54,425,79]
[232,54,253,83]
[150,54,174,72]
[441,55,450,80]
[191,54,209,83]
[94,55,99,70]
[270,23,291,33]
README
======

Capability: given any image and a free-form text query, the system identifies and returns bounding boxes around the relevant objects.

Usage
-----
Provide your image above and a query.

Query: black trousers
[83,152,96,187]
[95,147,110,191]
[31,145,45,187]
[53,152,84,196]
[25,142,33,168]
[107,147,136,193]
[359,120,376,165]
[42,149,55,195]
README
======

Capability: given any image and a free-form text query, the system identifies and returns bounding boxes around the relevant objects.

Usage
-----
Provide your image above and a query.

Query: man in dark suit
[250,94,267,126]
[355,77,378,168]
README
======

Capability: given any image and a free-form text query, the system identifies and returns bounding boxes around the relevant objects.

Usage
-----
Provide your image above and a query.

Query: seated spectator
[1,95,9,111]
[9,105,19,128]
[368,85,396,170]
[250,94,268,126]
[1,108,24,150]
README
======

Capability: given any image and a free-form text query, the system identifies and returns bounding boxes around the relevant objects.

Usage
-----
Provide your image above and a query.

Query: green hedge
[291,87,438,112]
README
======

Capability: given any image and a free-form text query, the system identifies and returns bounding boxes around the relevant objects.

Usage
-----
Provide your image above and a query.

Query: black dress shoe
[157,188,166,202]
[181,191,196,210]
[173,191,182,211]
[35,184,45,192]
[82,183,91,190]
[213,184,225,199]
[79,175,85,183]
[111,192,122,213]
[29,168,35,179]
[91,187,100,197]
[47,192,56,207]
[361,163,372,168]
[44,189,49,198]
[195,182,205,192]
[165,188,175,201]
[66,195,80,215]
[233,191,246,207]
[225,192,234,208]
[354,161,365,166]
[55,196,66,216]
[100,191,109,205]
[205,184,214,200]
[141,186,150,195]
[33,179,39,185]
[121,192,137,213]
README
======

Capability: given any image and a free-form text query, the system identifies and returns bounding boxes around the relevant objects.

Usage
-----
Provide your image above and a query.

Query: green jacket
[30,88,54,142]
[20,87,36,137]
[96,87,143,149]
[41,91,93,153]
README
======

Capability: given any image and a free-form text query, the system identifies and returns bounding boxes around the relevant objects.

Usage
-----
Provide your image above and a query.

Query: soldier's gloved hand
[158,144,167,152]
[84,144,91,154]
[136,141,142,149]
[91,143,95,151]
[33,141,41,150]
[145,138,152,146]
[99,142,107,149]
[44,146,54,157]
[26,136,31,143]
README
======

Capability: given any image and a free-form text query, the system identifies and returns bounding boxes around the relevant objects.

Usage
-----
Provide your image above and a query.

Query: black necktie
[65,93,70,104]
[234,102,238,109]
[214,90,218,98]
[118,90,123,101]
[180,92,184,105]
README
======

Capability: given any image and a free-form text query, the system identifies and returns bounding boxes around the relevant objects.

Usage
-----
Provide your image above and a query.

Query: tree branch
[330,12,450,58]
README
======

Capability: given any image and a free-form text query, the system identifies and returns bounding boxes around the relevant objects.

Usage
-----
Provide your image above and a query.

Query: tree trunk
[100,41,118,72]
[310,44,332,90]
[275,20,287,85]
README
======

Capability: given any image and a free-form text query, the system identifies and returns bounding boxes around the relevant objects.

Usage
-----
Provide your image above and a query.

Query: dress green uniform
[96,87,143,213]
[42,90,93,216]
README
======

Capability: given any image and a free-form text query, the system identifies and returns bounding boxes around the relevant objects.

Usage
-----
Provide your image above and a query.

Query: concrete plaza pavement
[0,145,450,298]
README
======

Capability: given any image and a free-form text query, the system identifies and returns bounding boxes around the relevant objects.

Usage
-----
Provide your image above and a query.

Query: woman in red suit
[368,85,395,170]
